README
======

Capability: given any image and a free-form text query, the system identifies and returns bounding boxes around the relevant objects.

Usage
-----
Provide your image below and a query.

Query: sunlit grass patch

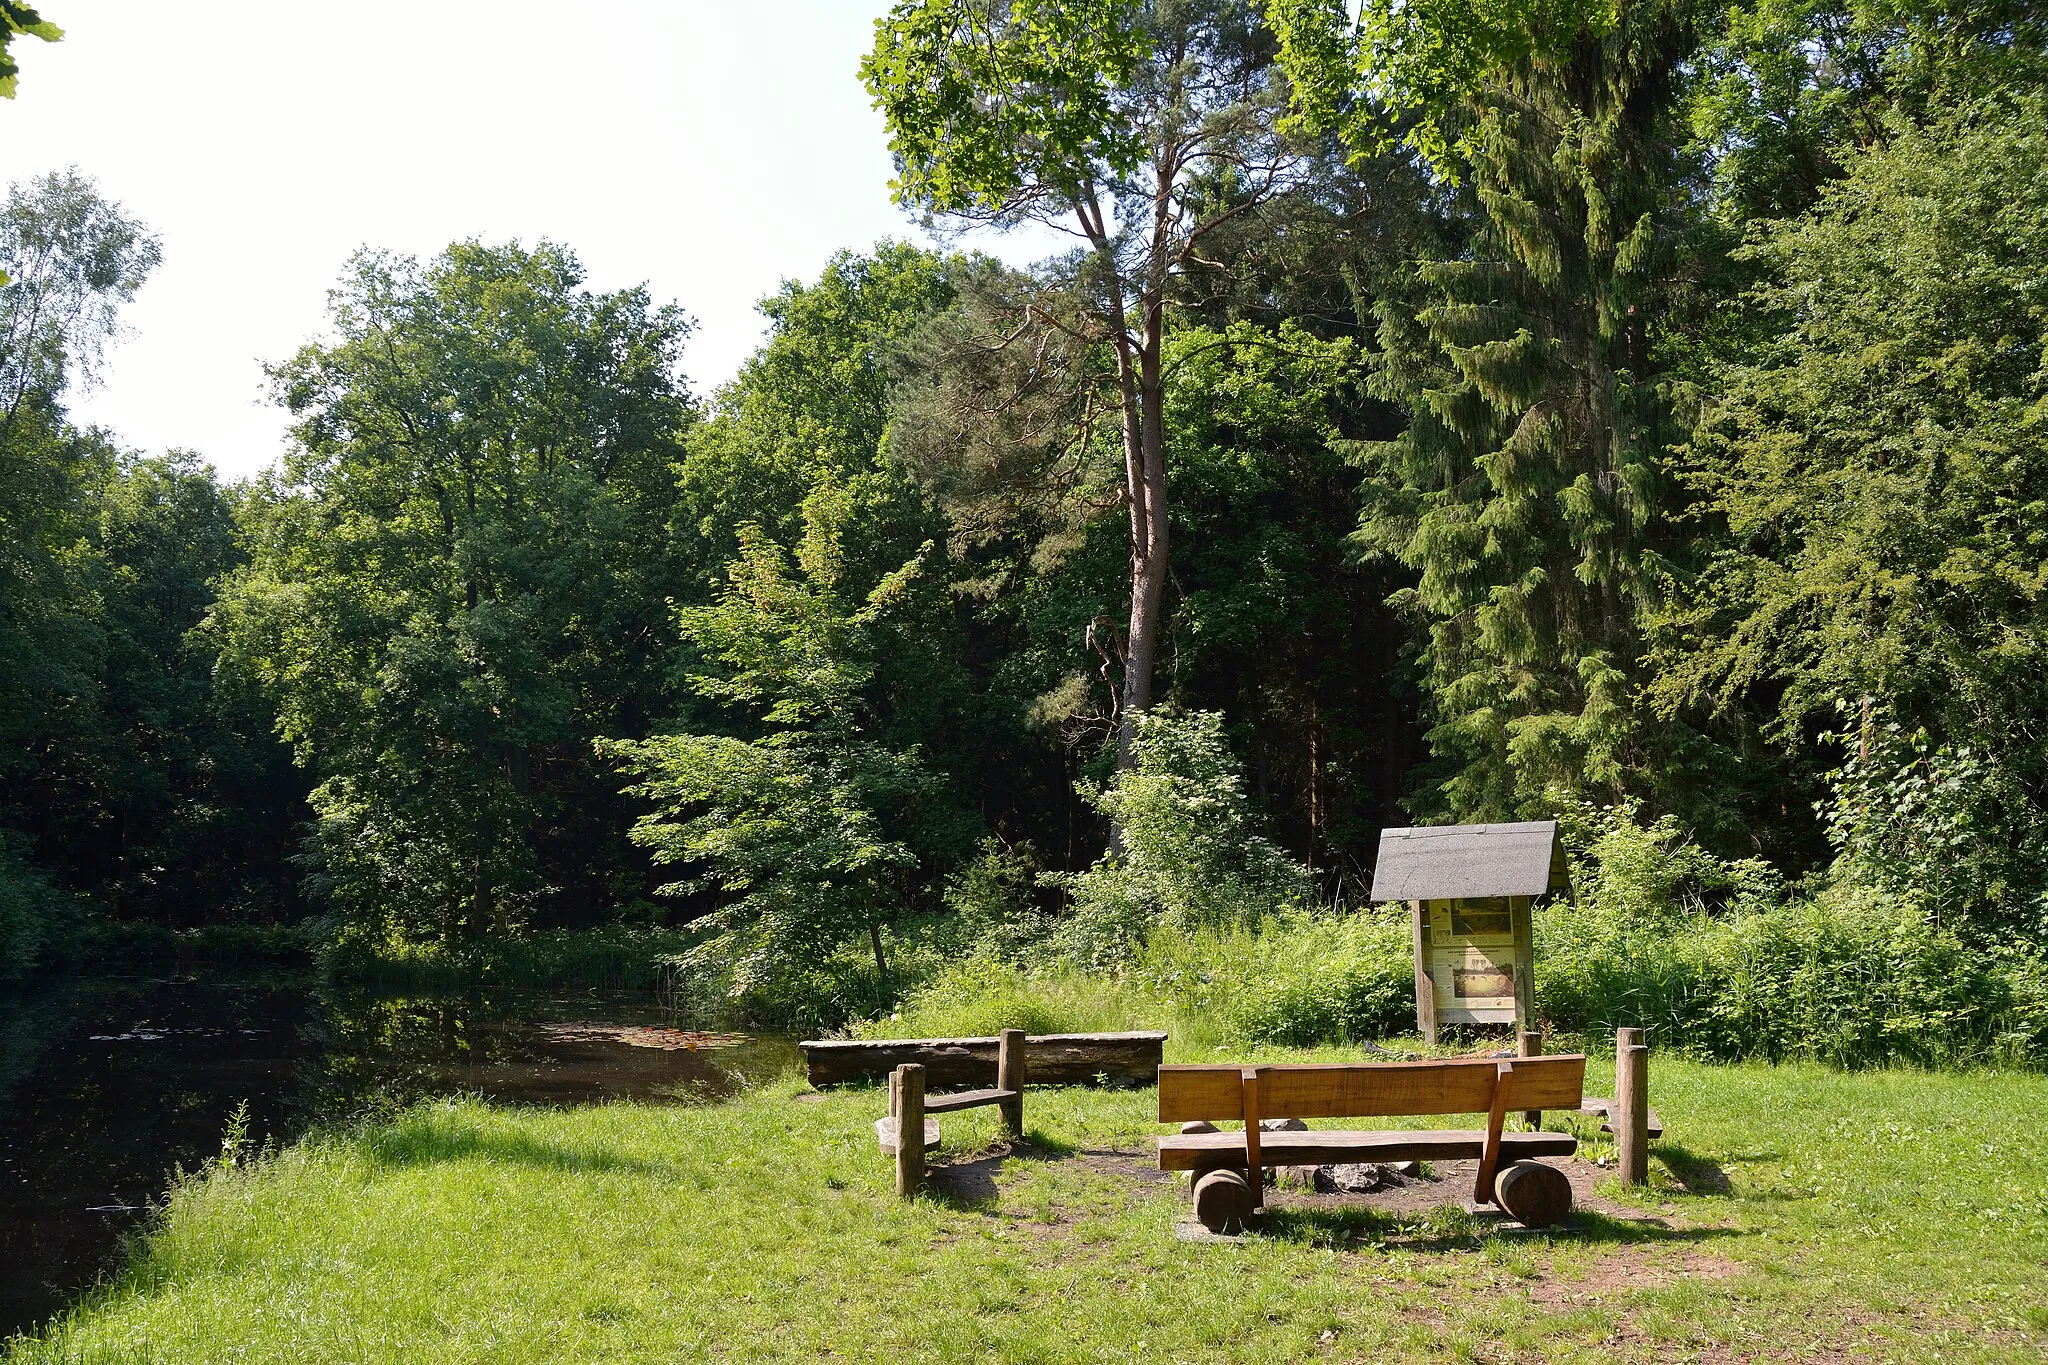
[7,1056,2046,1363]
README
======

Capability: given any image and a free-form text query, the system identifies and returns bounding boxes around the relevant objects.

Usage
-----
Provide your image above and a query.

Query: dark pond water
[0,972,797,1338]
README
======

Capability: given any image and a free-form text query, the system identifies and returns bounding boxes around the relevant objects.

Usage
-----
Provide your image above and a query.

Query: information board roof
[1369,820,1568,901]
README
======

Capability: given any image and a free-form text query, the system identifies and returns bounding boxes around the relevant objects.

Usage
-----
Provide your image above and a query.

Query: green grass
[9,1054,2045,1363]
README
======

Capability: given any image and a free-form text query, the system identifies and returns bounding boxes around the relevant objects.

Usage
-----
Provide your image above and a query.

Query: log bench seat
[875,1029,1033,1194]
[1579,1096,1663,1140]
[873,1087,1020,1155]
[1157,1126,1577,1171]
[922,1086,1021,1115]
[1156,1054,1587,1233]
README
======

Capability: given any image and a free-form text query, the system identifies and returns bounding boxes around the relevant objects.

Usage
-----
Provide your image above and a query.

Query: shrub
[1130,912,1413,1047]
[325,925,702,991]
[0,841,80,979]
[1818,712,2048,932]
[1050,709,1312,965]
[79,919,318,970]
[1538,797,2048,1068]
[940,839,1053,961]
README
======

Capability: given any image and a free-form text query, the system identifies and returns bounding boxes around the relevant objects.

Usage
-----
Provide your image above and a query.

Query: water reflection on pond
[0,972,796,1338]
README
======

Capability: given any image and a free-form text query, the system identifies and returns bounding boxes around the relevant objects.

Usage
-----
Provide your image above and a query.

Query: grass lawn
[7,1053,2045,1363]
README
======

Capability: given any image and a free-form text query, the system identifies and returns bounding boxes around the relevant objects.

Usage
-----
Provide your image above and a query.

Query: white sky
[0,1,1051,482]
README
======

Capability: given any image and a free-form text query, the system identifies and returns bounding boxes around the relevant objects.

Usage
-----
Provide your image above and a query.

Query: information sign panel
[1425,897,1520,1021]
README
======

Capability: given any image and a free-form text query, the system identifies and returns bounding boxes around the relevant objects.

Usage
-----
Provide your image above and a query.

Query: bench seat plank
[1155,1127,1576,1171]
[874,1116,943,1155]
[1579,1097,1663,1140]
[923,1087,1020,1114]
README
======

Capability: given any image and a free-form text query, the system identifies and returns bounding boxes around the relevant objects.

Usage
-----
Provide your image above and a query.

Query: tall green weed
[1540,797,2047,1066]
[1538,885,2048,1067]
[851,953,1151,1041]
[856,911,1412,1053]
[1128,913,1412,1047]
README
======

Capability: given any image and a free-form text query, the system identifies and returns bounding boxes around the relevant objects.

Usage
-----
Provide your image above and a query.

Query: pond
[0,971,797,1338]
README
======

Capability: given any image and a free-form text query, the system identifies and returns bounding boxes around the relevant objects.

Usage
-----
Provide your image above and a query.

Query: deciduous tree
[864,0,1307,779]
[604,488,970,999]
[214,241,694,946]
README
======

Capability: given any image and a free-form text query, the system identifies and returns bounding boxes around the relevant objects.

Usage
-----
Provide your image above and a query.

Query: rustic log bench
[873,1029,1031,1196]
[1156,1054,1587,1233]
[801,1029,1166,1088]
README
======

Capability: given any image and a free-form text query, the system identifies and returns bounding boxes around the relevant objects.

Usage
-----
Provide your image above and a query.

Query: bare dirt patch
[1073,1145,1173,1184]
[1524,1243,1744,1308]
[974,1146,1705,1238]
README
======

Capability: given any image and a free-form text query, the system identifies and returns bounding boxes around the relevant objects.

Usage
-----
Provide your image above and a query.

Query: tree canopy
[0,3,60,100]
[2,0,2046,1015]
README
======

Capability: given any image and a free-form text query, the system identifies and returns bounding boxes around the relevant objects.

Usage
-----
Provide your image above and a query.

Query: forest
[4,0,2046,1063]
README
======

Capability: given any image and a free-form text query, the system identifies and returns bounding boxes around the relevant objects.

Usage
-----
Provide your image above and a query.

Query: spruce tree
[1352,2,1697,818]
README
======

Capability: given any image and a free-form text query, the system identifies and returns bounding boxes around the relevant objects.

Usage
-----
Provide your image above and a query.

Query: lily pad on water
[533,1023,748,1052]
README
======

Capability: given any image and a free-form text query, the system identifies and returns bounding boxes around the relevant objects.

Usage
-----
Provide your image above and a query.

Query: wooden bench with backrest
[1156,1053,1587,1232]
[873,1029,1029,1196]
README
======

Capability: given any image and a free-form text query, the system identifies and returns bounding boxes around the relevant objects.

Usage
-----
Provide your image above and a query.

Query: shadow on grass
[927,1155,1004,1210]
[1656,1142,1734,1196]
[1257,1202,1749,1254]
[362,1119,676,1179]
[924,1135,1086,1210]
[1021,1131,1081,1159]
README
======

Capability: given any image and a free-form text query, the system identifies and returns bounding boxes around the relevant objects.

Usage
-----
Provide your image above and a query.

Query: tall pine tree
[1351,2,1699,819]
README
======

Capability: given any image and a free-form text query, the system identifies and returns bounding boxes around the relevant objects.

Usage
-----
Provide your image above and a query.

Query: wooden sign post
[1371,822,1569,1046]
[1614,1028,1649,1186]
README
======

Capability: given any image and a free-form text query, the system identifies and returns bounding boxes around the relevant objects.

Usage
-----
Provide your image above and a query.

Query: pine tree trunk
[1117,329,1170,772]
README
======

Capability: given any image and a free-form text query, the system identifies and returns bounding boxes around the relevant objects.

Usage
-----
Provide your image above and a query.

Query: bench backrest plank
[1158,1054,1585,1123]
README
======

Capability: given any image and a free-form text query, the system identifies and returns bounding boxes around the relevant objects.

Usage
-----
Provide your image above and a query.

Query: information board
[1420,896,1529,1027]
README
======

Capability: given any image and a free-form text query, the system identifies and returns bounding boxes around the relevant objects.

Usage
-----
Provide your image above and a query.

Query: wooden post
[1518,1029,1542,1128]
[1410,900,1437,1046]
[995,1028,1024,1138]
[894,1063,925,1197]
[1510,894,1536,1032]
[1474,1059,1514,1203]
[1240,1066,1265,1211]
[1614,1028,1649,1186]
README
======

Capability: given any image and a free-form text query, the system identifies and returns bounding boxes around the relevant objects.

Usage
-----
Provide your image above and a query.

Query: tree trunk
[1112,157,1179,783]
[1117,328,1169,770]
[1077,186,1172,798]
[868,919,891,988]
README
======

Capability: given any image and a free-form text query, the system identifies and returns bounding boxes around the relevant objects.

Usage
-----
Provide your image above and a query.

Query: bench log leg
[1494,1160,1572,1227]
[1240,1066,1266,1211]
[996,1028,1024,1138]
[1473,1060,1514,1205]
[1192,1170,1256,1234]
